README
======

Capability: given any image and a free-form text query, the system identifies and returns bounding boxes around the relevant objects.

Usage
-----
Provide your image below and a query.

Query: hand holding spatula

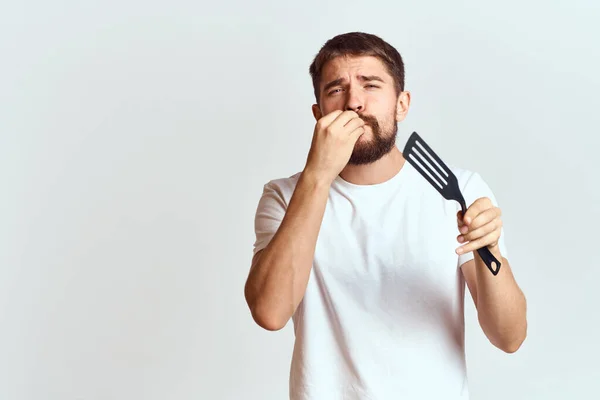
[402,131,502,276]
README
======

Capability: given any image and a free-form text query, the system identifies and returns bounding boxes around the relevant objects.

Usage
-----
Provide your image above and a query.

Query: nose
[345,87,364,113]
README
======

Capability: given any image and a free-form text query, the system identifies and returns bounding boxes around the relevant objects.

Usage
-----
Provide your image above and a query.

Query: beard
[348,110,398,165]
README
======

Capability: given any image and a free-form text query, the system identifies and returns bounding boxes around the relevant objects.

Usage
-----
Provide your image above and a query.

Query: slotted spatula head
[402,131,467,212]
[402,131,502,276]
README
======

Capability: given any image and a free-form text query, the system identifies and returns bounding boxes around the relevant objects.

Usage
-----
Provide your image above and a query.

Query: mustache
[359,114,380,128]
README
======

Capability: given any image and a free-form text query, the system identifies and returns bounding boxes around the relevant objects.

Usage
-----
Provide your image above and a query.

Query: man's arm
[462,252,527,353]
[245,172,330,331]
[244,110,365,331]
[457,198,527,353]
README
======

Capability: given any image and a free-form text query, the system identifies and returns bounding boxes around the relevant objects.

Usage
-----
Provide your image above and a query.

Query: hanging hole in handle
[490,261,501,275]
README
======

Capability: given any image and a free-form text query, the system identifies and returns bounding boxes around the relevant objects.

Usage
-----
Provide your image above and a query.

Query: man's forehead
[321,55,389,81]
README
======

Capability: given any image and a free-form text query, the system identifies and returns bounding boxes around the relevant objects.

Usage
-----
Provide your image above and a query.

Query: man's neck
[339,145,406,186]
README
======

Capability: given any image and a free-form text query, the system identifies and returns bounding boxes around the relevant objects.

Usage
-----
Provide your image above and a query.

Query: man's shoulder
[261,171,303,198]
[447,164,477,180]
[446,164,497,201]
[443,163,489,188]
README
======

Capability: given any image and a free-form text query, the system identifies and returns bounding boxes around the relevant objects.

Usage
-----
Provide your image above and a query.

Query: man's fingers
[343,117,366,133]
[457,220,497,243]
[320,110,344,125]
[462,197,492,224]
[456,231,499,255]
[329,110,360,130]
[350,125,365,140]
[456,199,502,254]
[470,208,501,230]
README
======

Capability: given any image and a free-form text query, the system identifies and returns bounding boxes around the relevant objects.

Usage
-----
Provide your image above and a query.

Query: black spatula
[402,131,501,276]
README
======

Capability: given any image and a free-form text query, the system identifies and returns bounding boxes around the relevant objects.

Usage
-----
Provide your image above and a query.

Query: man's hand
[455,197,503,255]
[304,110,365,185]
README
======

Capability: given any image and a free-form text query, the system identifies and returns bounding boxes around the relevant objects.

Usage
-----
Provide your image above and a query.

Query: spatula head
[402,131,465,209]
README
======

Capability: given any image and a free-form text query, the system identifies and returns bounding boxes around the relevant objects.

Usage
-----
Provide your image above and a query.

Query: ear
[312,104,322,121]
[395,91,411,122]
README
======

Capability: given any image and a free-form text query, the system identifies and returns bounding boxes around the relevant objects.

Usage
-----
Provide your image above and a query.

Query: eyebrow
[323,75,385,92]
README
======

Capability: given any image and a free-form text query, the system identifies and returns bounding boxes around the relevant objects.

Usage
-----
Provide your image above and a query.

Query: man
[244,32,527,399]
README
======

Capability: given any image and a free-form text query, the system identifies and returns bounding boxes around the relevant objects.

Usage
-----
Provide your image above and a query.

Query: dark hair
[309,32,405,104]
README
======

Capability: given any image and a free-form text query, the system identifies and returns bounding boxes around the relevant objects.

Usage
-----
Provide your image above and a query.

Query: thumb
[456,210,465,227]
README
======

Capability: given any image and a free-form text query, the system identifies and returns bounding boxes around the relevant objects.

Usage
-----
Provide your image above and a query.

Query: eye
[366,84,380,89]
[328,88,343,95]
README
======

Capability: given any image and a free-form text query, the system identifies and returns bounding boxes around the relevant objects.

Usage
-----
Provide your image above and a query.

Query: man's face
[313,55,405,165]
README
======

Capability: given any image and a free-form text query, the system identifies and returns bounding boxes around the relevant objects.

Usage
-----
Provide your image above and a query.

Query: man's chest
[313,192,461,288]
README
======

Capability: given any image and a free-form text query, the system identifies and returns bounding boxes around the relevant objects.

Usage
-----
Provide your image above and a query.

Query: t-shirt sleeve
[252,181,288,257]
[458,171,509,267]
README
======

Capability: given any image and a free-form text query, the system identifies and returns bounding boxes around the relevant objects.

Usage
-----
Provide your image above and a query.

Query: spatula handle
[459,201,501,276]
[476,246,501,275]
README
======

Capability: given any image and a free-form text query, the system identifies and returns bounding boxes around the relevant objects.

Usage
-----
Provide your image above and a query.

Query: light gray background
[1,0,599,399]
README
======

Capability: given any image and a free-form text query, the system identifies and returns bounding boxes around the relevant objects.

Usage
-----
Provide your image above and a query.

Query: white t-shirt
[252,160,508,400]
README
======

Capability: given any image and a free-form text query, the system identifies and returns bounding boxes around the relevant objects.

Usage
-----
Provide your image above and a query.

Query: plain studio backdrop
[1,0,599,399]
